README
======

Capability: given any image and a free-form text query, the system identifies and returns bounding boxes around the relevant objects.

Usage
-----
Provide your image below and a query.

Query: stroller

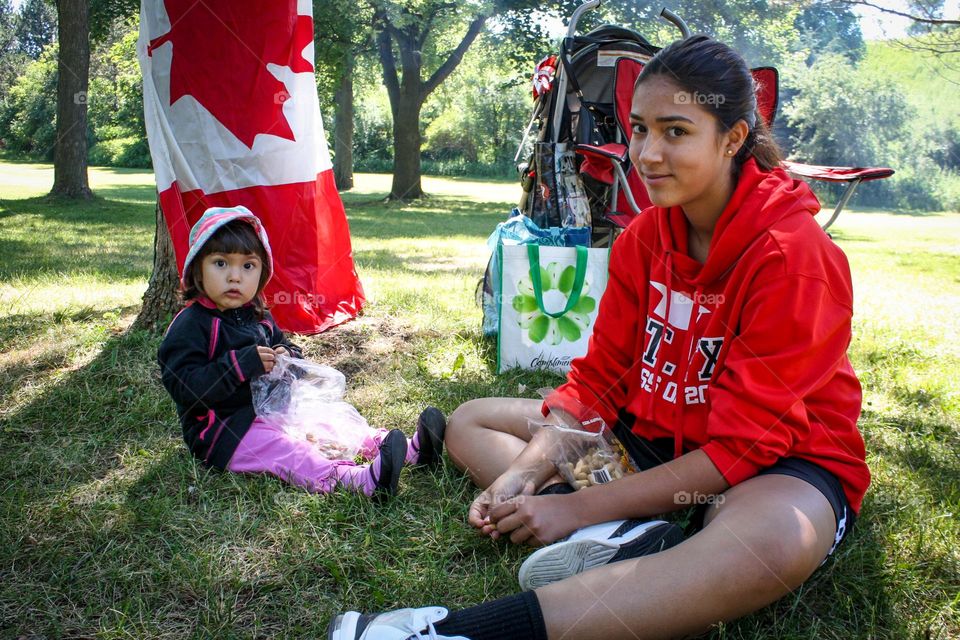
[515,0,895,245]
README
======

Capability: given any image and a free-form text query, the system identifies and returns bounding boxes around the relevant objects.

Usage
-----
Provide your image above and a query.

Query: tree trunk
[333,55,354,191]
[132,198,181,333]
[390,89,424,200]
[50,0,92,199]
[377,13,485,201]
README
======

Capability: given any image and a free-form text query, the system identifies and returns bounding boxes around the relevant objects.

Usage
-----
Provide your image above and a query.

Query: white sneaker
[327,606,470,640]
[518,519,684,591]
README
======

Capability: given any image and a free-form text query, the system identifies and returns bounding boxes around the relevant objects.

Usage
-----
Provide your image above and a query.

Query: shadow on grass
[867,418,960,505]
[0,322,528,635]
[825,228,876,243]
[0,193,154,225]
[0,194,154,281]
[0,318,949,637]
[353,248,484,277]
[0,305,143,388]
[91,183,158,205]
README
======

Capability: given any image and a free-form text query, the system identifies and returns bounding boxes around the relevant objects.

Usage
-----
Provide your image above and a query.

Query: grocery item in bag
[530,388,636,489]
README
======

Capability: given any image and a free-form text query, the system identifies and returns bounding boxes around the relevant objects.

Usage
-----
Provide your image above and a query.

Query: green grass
[1,161,958,639]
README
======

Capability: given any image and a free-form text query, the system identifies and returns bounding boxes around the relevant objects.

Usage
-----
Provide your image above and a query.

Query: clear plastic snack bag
[251,354,373,459]
[530,388,636,489]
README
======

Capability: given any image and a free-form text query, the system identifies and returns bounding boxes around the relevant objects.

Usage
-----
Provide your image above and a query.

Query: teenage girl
[327,35,869,639]
[159,206,445,498]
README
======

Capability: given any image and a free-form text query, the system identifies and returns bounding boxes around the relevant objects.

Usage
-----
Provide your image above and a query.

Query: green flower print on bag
[512,245,596,345]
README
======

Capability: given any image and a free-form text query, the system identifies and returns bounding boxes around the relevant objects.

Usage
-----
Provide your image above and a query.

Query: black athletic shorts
[612,418,855,558]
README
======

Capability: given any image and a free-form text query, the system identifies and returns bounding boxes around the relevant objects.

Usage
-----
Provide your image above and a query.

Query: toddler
[158,206,445,498]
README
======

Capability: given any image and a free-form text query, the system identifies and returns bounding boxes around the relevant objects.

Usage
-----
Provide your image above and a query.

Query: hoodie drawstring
[671,283,703,460]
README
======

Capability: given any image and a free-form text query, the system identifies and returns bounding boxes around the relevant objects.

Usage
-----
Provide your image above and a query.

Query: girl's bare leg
[446,397,545,489]
[536,474,838,639]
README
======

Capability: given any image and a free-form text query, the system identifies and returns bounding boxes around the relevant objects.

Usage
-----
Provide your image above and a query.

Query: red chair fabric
[781,161,895,183]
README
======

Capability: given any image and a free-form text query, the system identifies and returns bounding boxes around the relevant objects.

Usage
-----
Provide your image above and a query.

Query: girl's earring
[726,148,735,156]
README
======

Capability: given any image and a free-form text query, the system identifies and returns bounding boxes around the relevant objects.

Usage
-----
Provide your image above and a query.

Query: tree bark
[132,198,181,333]
[50,0,92,199]
[390,87,424,200]
[376,11,486,201]
[333,53,354,191]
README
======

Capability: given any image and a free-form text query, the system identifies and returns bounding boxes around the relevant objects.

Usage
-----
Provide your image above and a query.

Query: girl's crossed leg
[447,397,838,637]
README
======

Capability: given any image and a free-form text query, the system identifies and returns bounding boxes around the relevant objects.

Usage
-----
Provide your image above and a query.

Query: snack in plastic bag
[530,388,636,489]
[251,354,373,459]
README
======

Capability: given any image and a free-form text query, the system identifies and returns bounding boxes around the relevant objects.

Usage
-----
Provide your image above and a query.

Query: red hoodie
[548,159,870,513]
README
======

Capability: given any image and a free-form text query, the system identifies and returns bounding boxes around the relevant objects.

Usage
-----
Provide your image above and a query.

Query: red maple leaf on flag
[149,0,314,148]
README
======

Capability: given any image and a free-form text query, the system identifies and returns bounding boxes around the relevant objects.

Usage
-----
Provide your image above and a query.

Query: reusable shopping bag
[497,243,608,374]
[480,211,590,336]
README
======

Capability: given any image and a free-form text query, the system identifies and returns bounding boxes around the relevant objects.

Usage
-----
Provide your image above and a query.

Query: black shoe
[413,407,446,468]
[372,429,407,500]
[518,519,685,590]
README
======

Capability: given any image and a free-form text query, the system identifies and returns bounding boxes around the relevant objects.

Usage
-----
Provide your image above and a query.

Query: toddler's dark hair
[182,220,270,318]
[636,35,782,171]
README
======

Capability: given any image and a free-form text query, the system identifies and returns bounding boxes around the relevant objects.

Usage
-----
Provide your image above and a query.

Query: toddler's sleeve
[266,314,303,358]
[158,313,265,408]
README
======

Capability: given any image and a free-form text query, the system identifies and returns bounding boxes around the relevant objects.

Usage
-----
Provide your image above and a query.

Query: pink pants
[227,416,389,493]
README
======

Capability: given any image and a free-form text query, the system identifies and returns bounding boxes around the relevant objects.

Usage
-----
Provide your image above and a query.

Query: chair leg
[820,178,862,232]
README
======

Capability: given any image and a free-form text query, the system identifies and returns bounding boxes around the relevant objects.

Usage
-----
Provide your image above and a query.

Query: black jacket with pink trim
[158,297,302,469]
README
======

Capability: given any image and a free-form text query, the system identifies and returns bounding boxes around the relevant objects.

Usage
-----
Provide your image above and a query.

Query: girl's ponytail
[737,109,782,172]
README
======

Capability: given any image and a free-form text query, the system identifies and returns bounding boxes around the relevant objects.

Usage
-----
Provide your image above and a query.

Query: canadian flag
[137,0,365,333]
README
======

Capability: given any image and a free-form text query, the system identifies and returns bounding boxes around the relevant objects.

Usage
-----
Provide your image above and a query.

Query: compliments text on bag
[530,353,574,370]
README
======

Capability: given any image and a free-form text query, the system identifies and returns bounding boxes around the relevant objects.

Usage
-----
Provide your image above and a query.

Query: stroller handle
[659,8,691,39]
[566,2,691,40]
[567,0,601,37]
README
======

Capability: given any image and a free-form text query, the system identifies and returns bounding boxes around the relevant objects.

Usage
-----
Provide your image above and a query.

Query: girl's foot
[371,429,407,499]
[339,429,406,499]
[517,519,684,590]
[407,407,446,468]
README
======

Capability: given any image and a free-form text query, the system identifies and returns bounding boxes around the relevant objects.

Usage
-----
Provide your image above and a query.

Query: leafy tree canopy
[14,0,55,59]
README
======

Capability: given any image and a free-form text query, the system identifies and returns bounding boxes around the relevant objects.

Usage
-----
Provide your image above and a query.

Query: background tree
[794,3,865,64]
[838,0,959,55]
[421,34,530,172]
[314,0,374,191]
[0,0,26,94]
[50,0,92,199]
[15,0,56,59]
[370,0,581,200]
[781,52,952,210]
[0,45,58,156]
[372,0,489,200]
[589,0,805,66]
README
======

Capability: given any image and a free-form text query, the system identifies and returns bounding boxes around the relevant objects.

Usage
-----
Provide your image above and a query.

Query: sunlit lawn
[0,160,957,638]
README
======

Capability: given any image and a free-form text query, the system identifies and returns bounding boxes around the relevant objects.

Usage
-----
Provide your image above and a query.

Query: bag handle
[527,244,587,319]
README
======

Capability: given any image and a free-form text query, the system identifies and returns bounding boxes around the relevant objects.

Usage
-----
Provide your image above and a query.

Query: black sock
[434,591,547,640]
[536,482,575,496]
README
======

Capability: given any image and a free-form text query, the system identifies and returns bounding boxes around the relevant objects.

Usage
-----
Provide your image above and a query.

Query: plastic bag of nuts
[531,388,636,489]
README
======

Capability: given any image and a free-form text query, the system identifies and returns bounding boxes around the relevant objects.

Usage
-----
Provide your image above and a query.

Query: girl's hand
[488,492,582,546]
[257,346,277,373]
[468,471,537,539]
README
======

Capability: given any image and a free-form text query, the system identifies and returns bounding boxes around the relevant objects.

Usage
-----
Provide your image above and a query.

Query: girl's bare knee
[445,399,486,464]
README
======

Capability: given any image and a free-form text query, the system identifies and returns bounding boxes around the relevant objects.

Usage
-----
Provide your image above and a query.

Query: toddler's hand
[257,346,277,373]
[274,346,290,357]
